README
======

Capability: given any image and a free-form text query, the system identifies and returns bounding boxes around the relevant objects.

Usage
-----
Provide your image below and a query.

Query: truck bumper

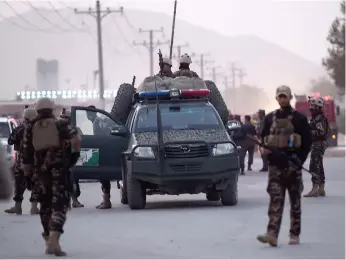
[128,154,239,184]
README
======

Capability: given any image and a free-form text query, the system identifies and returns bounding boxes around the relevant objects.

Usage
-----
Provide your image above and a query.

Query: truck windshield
[134,103,223,133]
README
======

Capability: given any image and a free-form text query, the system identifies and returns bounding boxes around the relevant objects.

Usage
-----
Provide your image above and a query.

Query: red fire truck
[294,93,340,147]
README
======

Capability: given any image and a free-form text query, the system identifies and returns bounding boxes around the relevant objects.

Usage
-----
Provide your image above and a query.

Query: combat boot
[288,235,300,245]
[42,233,52,255]
[30,202,40,215]
[247,165,252,171]
[4,201,22,215]
[256,233,278,247]
[96,194,112,209]
[72,196,84,208]
[318,184,326,197]
[46,231,66,256]
[303,184,319,197]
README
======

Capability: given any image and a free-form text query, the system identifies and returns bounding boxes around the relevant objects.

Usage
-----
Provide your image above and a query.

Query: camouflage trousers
[12,159,39,203]
[101,180,111,194]
[309,142,326,184]
[266,166,303,238]
[37,166,70,235]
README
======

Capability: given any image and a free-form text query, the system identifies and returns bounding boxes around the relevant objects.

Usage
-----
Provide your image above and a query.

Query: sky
[0,0,342,64]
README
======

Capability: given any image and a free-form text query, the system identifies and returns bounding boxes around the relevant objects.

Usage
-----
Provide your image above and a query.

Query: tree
[322,1,345,96]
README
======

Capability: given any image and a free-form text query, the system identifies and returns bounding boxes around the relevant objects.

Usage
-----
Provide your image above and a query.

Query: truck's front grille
[170,162,203,172]
[164,144,209,159]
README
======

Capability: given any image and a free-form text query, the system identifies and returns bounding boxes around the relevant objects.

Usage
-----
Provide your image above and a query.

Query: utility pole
[237,68,247,87]
[206,65,222,83]
[133,27,169,75]
[229,62,238,88]
[223,75,232,89]
[194,53,214,79]
[75,1,123,109]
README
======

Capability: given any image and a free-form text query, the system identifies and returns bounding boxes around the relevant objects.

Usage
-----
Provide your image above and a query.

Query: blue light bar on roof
[138,90,170,98]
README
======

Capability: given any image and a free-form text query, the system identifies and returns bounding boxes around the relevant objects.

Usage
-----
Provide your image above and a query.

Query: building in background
[36,59,59,91]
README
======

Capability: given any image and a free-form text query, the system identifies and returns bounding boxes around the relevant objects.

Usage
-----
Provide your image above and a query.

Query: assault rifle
[246,135,318,178]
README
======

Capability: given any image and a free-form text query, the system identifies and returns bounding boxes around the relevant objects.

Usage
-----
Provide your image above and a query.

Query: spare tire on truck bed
[204,80,229,125]
[110,83,136,124]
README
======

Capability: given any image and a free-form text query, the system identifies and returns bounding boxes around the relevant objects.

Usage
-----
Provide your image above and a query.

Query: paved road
[0,158,344,259]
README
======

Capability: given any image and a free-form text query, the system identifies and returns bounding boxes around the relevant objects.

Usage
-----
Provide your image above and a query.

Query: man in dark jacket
[243,115,257,171]
[256,109,268,171]
[232,115,246,175]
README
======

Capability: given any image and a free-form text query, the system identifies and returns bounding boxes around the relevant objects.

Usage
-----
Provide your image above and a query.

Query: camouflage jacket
[172,69,199,78]
[22,117,79,167]
[309,114,329,143]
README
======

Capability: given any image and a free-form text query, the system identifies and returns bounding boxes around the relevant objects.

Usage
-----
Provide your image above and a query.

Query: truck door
[70,106,129,181]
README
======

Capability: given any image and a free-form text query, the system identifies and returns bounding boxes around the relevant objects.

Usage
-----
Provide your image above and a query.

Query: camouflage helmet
[162,57,172,67]
[35,97,54,111]
[308,96,324,108]
[179,53,192,64]
[23,108,37,121]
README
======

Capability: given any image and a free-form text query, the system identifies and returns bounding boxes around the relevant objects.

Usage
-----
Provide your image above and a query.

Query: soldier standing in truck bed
[173,53,199,78]
[257,85,311,247]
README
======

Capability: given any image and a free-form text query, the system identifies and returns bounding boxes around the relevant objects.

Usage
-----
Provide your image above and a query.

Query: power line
[22,1,74,32]
[3,1,56,32]
[75,0,123,110]
[207,65,222,83]
[47,1,90,32]
[0,10,38,31]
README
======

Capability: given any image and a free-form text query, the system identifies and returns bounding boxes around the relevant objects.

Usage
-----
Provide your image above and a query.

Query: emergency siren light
[138,89,210,99]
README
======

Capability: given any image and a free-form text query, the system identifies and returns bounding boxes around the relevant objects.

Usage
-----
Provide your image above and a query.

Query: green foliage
[322,1,345,96]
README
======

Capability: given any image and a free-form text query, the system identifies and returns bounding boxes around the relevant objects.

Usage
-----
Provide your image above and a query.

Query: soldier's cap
[276,85,292,97]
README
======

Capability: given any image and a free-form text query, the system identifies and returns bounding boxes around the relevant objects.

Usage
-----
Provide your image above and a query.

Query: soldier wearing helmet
[257,85,311,247]
[303,96,329,198]
[22,98,81,256]
[5,107,40,215]
[157,57,173,77]
[173,53,199,78]
[60,109,84,209]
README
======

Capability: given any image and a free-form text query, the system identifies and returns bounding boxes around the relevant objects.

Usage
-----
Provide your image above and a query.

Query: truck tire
[127,172,146,210]
[110,83,135,124]
[206,191,220,201]
[221,182,238,206]
[205,80,229,125]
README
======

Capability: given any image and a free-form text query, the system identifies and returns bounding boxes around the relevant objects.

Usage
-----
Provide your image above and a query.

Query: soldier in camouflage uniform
[60,109,84,208]
[304,96,329,197]
[173,53,199,78]
[4,107,40,215]
[256,109,269,171]
[257,85,311,247]
[156,57,173,77]
[22,98,81,256]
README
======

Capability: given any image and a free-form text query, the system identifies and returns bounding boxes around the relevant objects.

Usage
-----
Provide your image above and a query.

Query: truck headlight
[134,147,155,159]
[212,143,234,156]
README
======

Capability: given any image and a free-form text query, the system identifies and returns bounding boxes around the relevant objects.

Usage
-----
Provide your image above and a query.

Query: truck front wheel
[221,182,238,206]
[127,172,146,210]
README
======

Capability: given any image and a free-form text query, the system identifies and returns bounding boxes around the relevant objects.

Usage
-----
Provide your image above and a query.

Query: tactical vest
[32,118,60,151]
[264,109,301,149]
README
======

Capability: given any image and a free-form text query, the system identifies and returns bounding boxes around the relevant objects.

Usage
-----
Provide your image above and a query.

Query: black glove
[69,152,80,168]
[269,151,289,169]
